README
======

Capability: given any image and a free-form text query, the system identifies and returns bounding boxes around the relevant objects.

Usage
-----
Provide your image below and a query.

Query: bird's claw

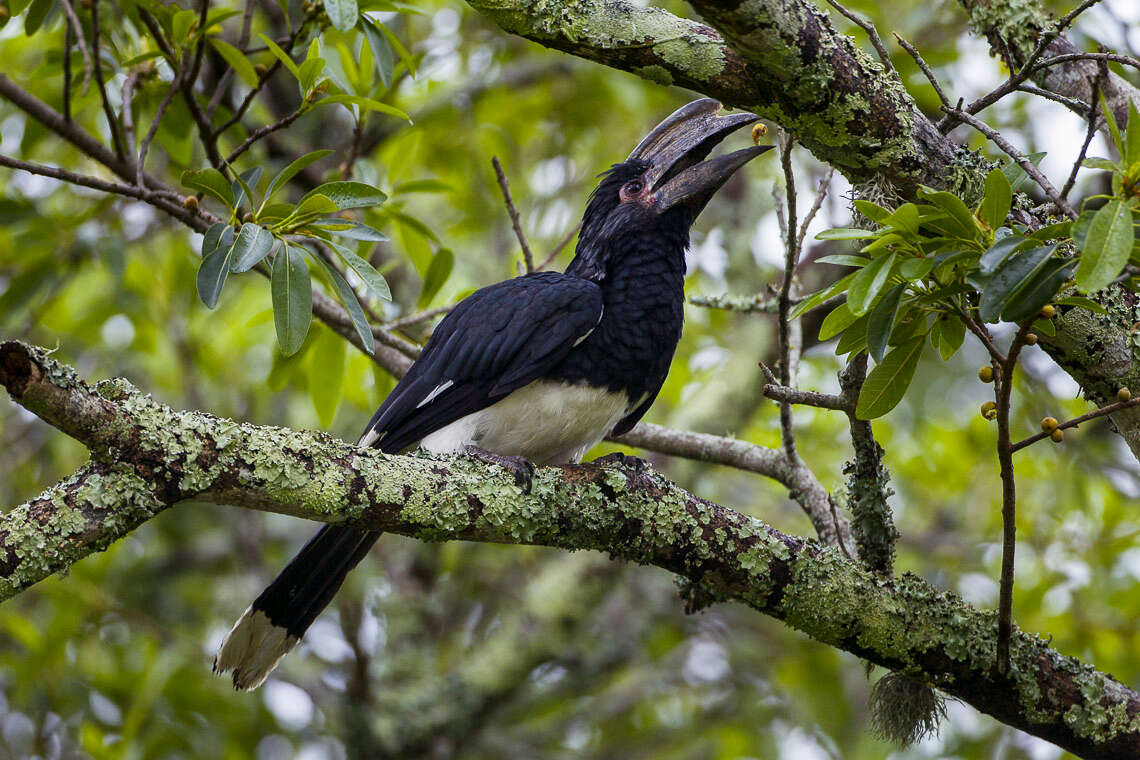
[592,452,649,472]
[465,446,535,493]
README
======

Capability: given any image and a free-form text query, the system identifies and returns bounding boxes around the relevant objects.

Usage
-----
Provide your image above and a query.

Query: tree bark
[3,341,1140,759]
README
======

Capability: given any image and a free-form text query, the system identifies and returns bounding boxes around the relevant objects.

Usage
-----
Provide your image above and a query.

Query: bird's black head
[569,99,772,281]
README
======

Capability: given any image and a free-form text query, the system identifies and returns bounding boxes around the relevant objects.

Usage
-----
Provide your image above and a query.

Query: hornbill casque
[214,99,772,690]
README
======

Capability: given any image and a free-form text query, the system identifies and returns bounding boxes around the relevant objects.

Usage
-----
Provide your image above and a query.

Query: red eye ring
[621,178,646,201]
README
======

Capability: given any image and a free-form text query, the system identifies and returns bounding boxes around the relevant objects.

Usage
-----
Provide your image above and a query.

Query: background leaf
[271,245,313,356]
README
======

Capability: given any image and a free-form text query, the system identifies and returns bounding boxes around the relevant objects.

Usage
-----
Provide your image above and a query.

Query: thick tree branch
[2,340,1138,759]
[464,0,958,194]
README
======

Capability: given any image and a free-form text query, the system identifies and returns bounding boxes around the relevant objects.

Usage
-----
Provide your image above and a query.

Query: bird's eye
[622,179,645,199]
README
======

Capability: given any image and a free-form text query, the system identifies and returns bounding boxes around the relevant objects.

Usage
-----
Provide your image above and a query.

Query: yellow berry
[1051,428,1064,442]
[1041,416,1058,432]
[1024,333,1038,345]
[978,366,994,383]
[1040,304,1055,319]
[1118,387,1132,402]
[182,195,198,211]
[751,123,768,145]
[981,401,997,420]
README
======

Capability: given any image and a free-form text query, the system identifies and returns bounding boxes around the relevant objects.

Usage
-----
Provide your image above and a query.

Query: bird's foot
[592,452,649,472]
[465,446,535,493]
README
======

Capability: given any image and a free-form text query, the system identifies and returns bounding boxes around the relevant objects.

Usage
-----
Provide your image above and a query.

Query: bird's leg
[592,452,649,472]
[464,446,535,493]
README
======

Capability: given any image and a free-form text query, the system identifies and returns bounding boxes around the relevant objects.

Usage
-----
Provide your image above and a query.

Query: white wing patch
[358,427,384,448]
[416,379,454,409]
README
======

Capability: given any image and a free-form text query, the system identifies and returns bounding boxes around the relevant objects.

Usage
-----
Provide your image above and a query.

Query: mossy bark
[3,341,1139,759]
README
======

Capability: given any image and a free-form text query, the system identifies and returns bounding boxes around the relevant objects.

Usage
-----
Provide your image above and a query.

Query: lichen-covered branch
[464,0,958,194]
[3,342,1140,758]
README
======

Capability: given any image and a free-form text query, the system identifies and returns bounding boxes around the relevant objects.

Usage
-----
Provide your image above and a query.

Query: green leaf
[980,168,1012,230]
[309,328,346,425]
[853,199,890,223]
[259,33,302,81]
[1028,221,1073,241]
[326,220,388,242]
[848,253,895,316]
[1002,152,1047,193]
[930,316,966,361]
[1082,157,1119,172]
[418,247,454,308]
[978,234,1027,274]
[979,244,1058,322]
[1076,199,1135,293]
[271,245,313,356]
[24,0,55,36]
[1001,259,1076,323]
[1033,316,1056,336]
[816,228,876,241]
[291,194,339,220]
[883,204,920,238]
[231,166,262,212]
[200,222,228,259]
[263,149,335,208]
[818,301,858,341]
[326,240,391,301]
[1101,91,1124,156]
[899,258,933,280]
[856,338,925,419]
[314,94,410,121]
[362,15,394,87]
[182,168,235,209]
[393,179,452,194]
[196,228,237,308]
[789,272,857,319]
[210,38,259,87]
[230,223,275,273]
[816,254,869,267]
[374,18,415,76]
[1056,295,1108,315]
[301,181,387,210]
[297,57,326,95]
[324,0,358,32]
[835,313,869,356]
[172,9,196,44]
[866,284,906,363]
[918,188,976,238]
[316,255,375,354]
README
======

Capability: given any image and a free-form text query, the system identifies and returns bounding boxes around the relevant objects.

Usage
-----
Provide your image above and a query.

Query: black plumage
[214,99,770,690]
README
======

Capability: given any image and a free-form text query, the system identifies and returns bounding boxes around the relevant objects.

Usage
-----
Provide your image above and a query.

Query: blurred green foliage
[0,0,1137,758]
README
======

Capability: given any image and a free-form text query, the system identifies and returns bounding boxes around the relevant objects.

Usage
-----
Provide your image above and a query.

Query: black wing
[360,272,604,453]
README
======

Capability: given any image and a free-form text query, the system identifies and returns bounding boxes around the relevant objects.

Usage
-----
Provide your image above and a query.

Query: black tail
[213,525,381,690]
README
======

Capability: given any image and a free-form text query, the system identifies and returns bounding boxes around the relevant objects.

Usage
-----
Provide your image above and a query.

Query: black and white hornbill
[214,99,771,689]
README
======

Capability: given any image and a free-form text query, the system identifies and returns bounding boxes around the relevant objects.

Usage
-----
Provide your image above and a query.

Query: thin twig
[537,221,581,271]
[776,131,799,460]
[894,34,950,108]
[137,74,183,189]
[824,0,898,80]
[120,72,141,165]
[689,292,782,313]
[942,106,1078,219]
[761,383,847,411]
[58,0,92,97]
[63,22,72,122]
[994,320,1033,675]
[1061,71,1105,201]
[90,0,126,160]
[224,104,307,165]
[384,305,451,331]
[1015,84,1089,115]
[1012,396,1140,452]
[957,307,1006,364]
[796,167,834,255]
[491,156,535,274]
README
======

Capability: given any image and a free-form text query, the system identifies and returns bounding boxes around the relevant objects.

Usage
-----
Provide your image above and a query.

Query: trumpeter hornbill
[214,99,771,690]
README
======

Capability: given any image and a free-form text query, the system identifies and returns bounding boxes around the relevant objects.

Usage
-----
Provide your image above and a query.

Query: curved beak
[629,99,772,215]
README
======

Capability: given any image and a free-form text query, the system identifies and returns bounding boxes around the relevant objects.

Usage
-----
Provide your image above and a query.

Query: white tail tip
[213,607,299,691]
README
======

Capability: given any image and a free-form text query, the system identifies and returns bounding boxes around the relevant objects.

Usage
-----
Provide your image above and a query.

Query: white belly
[420,381,630,465]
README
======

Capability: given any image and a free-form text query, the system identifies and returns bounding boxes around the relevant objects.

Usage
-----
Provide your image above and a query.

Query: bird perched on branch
[214,99,771,690]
